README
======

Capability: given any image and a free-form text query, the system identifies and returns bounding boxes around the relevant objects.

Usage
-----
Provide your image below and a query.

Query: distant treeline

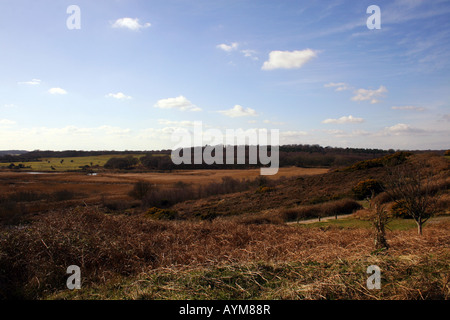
[1,145,444,169]
[104,145,395,170]
[0,150,28,157]
[0,149,169,163]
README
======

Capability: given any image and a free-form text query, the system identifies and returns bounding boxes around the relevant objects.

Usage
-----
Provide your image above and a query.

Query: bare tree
[371,203,392,251]
[384,161,440,235]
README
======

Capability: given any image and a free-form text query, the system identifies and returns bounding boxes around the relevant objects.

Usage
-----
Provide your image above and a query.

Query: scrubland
[0,152,448,300]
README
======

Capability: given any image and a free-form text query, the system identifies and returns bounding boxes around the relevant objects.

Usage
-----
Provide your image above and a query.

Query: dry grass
[1,206,448,299]
[0,154,448,300]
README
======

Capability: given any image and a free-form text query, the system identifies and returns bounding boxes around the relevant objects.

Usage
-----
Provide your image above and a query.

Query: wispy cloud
[154,96,201,112]
[111,18,151,31]
[391,105,425,111]
[0,119,16,126]
[157,119,198,127]
[241,49,259,60]
[106,92,132,100]
[218,105,257,118]
[48,87,67,95]
[216,42,239,52]
[382,123,425,136]
[263,119,285,126]
[351,86,387,104]
[262,49,318,70]
[18,79,41,85]
[324,82,351,92]
[322,115,364,124]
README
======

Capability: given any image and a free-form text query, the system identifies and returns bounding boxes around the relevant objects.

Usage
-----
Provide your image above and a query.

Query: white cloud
[241,49,259,60]
[216,42,239,52]
[97,125,131,135]
[279,130,309,144]
[322,115,364,124]
[106,92,132,100]
[351,129,371,136]
[391,105,425,111]
[324,129,346,135]
[18,79,41,85]
[3,104,16,108]
[262,49,318,70]
[351,86,387,104]
[383,123,425,135]
[157,119,198,127]
[263,119,285,125]
[0,119,16,126]
[324,82,351,92]
[323,129,371,138]
[218,105,257,118]
[111,17,151,31]
[154,96,201,112]
[48,87,67,95]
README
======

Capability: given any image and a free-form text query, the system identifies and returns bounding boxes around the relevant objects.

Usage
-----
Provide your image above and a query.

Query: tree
[384,161,440,235]
[104,156,138,170]
[371,202,392,251]
[129,181,152,200]
[352,179,384,200]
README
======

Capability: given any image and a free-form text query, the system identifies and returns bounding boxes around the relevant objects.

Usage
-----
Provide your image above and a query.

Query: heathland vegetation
[0,147,448,300]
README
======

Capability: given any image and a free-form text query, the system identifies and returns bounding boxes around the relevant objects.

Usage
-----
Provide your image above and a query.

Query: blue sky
[0,0,449,151]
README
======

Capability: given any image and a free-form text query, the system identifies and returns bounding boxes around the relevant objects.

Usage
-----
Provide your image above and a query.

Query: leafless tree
[384,161,440,235]
[371,203,392,251]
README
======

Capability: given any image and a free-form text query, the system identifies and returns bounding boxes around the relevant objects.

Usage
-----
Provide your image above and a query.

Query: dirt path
[287,214,354,225]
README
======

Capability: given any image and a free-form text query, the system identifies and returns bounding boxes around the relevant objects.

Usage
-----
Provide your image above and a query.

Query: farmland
[3,154,147,172]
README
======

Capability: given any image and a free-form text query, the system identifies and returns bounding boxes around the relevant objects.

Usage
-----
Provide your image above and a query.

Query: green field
[6,154,146,171]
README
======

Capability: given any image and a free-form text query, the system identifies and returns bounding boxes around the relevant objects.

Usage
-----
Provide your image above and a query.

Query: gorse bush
[255,186,274,194]
[343,152,412,172]
[352,179,384,200]
[390,200,410,219]
[146,207,178,220]
[278,199,362,222]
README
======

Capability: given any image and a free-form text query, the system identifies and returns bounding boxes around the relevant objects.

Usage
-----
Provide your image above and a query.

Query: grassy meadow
[6,154,146,172]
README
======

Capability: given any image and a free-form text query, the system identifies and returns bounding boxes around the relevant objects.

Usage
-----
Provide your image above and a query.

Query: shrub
[0,200,24,225]
[278,199,362,222]
[129,181,153,200]
[444,150,450,156]
[51,190,76,201]
[255,186,274,194]
[352,179,384,200]
[146,207,178,220]
[390,200,410,219]
[343,152,412,172]
[104,156,138,170]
